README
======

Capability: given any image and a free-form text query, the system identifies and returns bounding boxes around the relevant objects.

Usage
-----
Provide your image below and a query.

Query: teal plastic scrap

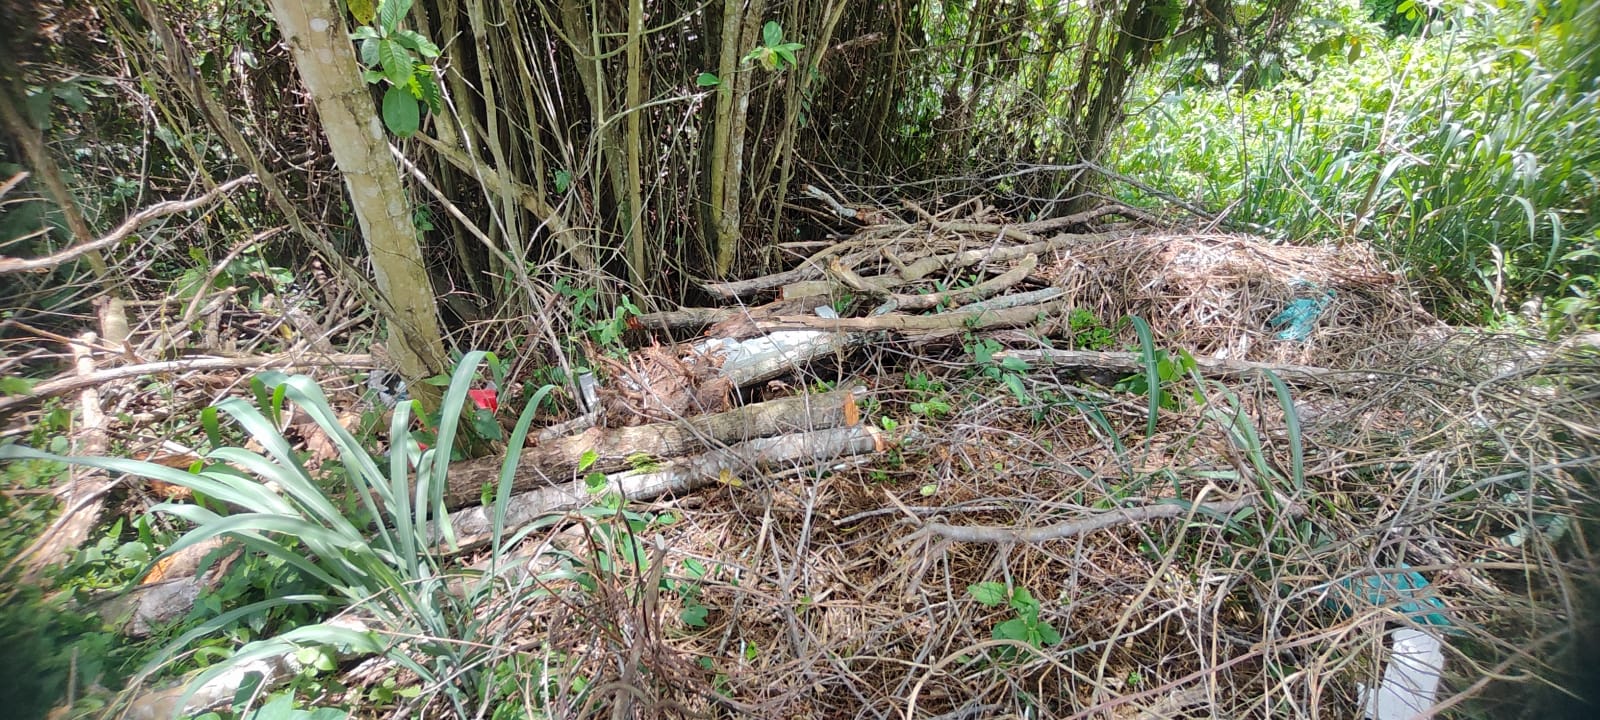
[1335,563,1455,630]
[1268,287,1335,342]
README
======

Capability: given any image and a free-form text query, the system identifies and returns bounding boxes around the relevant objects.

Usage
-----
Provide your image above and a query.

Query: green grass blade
[1130,316,1161,438]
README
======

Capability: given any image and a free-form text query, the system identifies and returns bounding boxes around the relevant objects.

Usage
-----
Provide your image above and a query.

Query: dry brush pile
[4,201,1598,719]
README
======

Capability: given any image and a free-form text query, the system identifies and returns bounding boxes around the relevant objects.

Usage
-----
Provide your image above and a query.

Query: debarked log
[443,388,861,507]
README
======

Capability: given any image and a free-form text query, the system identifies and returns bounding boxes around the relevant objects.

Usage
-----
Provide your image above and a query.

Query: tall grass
[1115,0,1599,325]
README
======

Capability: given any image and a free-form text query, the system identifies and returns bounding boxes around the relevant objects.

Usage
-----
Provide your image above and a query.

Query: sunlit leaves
[347,0,377,25]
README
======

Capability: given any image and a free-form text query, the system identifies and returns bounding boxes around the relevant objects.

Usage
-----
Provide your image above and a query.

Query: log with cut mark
[442,387,862,508]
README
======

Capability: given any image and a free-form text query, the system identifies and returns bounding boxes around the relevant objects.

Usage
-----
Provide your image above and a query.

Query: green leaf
[378,0,412,33]
[382,85,420,136]
[360,37,380,67]
[1000,356,1030,372]
[967,582,1007,607]
[578,448,599,472]
[554,170,572,193]
[348,0,378,25]
[0,376,37,395]
[392,29,441,58]
[1009,587,1040,616]
[201,406,223,449]
[349,25,379,41]
[1036,621,1062,646]
[993,618,1031,643]
[1002,373,1027,402]
[53,85,88,113]
[762,21,782,48]
[412,67,442,113]
[680,605,708,628]
[696,72,720,87]
[377,38,412,86]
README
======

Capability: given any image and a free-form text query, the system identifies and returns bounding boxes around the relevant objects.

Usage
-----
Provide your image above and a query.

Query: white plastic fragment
[1361,627,1445,720]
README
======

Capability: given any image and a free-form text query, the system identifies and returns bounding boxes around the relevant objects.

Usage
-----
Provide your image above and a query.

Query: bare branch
[0,175,257,275]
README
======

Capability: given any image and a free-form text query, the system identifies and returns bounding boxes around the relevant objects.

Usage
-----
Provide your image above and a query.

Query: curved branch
[0,175,256,275]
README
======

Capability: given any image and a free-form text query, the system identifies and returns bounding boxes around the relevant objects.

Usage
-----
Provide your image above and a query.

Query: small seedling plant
[968,582,1062,654]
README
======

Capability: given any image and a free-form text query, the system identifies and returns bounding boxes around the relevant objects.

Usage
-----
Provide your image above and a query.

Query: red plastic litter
[468,388,499,413]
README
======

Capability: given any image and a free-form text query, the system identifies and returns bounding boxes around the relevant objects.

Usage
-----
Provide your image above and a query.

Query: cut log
[443,388,861,507]
[698,330,869,387]
[447,424,884,546]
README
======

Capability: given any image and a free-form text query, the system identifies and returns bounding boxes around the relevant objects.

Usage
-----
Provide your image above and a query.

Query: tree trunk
[265,0,449,408]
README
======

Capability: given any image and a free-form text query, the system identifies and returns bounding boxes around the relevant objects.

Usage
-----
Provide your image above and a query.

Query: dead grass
[478,230,1598,718]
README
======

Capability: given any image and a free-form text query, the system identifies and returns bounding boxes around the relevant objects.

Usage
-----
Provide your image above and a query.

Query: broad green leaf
[1036,621,1062,646]
[377,0,412,33]
[0,376,37,395]
[412,68,442,113]
[967,581,1007,607]
[393,29,441,58]
[993,618,1031,642]
[762,21,782,48]
[382,86,420,137]
[360,37,380,67]
[696,72,719,87]
[348,0,377,25]
[349,25,379,42]
[53,85,87,112]
[378,38,412,86]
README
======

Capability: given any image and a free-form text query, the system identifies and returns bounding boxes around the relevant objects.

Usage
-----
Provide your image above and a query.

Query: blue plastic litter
[1268,286,1335,342]
[1335,563,1455,630]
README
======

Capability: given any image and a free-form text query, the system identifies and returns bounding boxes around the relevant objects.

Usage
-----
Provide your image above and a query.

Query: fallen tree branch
[443,388,861,507]
[893,230,1125,283]
[754,299,1066,334]
[6,333,117,580]
[0,175,256,275]
[828,254,1039,311]
[997,347,1350,387]
[449,424,884,546]
[1014,203,1162,233]
[0,352,375,416]
[924,497,1271,543]
[633,306,739,332]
